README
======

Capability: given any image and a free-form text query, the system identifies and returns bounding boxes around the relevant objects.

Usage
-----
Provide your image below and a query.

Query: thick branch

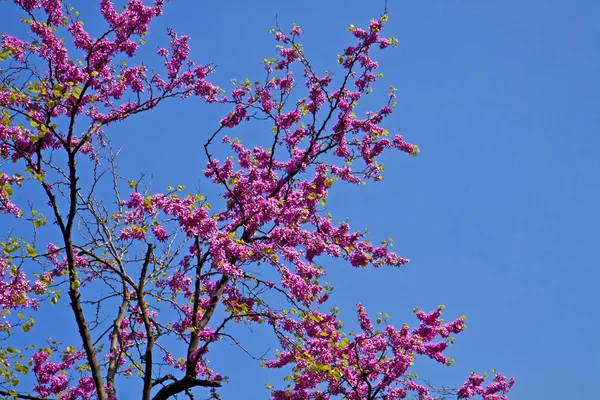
[186,274,229,376]
[138,244,156,400]
[0,391,51,400]
[151,376,221,400]
[106,270,131,393]
[62,150,106,398]
[185,238,209,375]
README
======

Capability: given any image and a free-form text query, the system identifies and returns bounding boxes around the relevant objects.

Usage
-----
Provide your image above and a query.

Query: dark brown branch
[49,82,108,397]
[138,244,156,400]
[0,390,51,400]
[106,266,131,394]
[186,238,209,373]
[61,146,107,399]
[151,376,221,400]
[186,273,229,376]
[152,374,177,387]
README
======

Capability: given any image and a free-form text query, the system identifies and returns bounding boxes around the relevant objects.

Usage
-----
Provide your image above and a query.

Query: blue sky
[2,0,599,399]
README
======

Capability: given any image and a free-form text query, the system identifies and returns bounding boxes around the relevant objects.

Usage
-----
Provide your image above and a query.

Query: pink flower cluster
[458,373,516,400]
[0,256,36,330]
[0,173,22,216]
[32,349,96,399]
[265,305,470,399]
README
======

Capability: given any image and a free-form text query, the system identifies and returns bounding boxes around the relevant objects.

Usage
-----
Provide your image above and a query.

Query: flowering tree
[0,1,514,399]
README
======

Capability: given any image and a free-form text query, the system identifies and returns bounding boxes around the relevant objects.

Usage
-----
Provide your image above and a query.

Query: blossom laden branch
[0,2,513,399]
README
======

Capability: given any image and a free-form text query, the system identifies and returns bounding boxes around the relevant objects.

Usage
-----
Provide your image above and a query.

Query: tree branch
[0,390,52,400]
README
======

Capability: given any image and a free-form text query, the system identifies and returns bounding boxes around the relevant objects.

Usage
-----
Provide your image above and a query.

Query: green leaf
[0,52,6,61]
[72,86,82,99]
[26,247,36,257]
[51,83,64,96]
[330,369,342,379]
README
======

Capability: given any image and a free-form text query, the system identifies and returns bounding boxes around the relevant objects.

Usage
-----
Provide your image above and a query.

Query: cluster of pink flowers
[457,373,516,400]
[0,173,22,216]
[0,256,36,330]
[263,305,468,399]
[32,348,94,399]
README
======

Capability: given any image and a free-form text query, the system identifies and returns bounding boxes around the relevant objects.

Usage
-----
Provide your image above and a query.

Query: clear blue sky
[3,1,599,399]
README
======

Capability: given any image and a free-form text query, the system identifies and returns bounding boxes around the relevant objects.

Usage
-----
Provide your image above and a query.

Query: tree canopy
[0,1,513,399]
